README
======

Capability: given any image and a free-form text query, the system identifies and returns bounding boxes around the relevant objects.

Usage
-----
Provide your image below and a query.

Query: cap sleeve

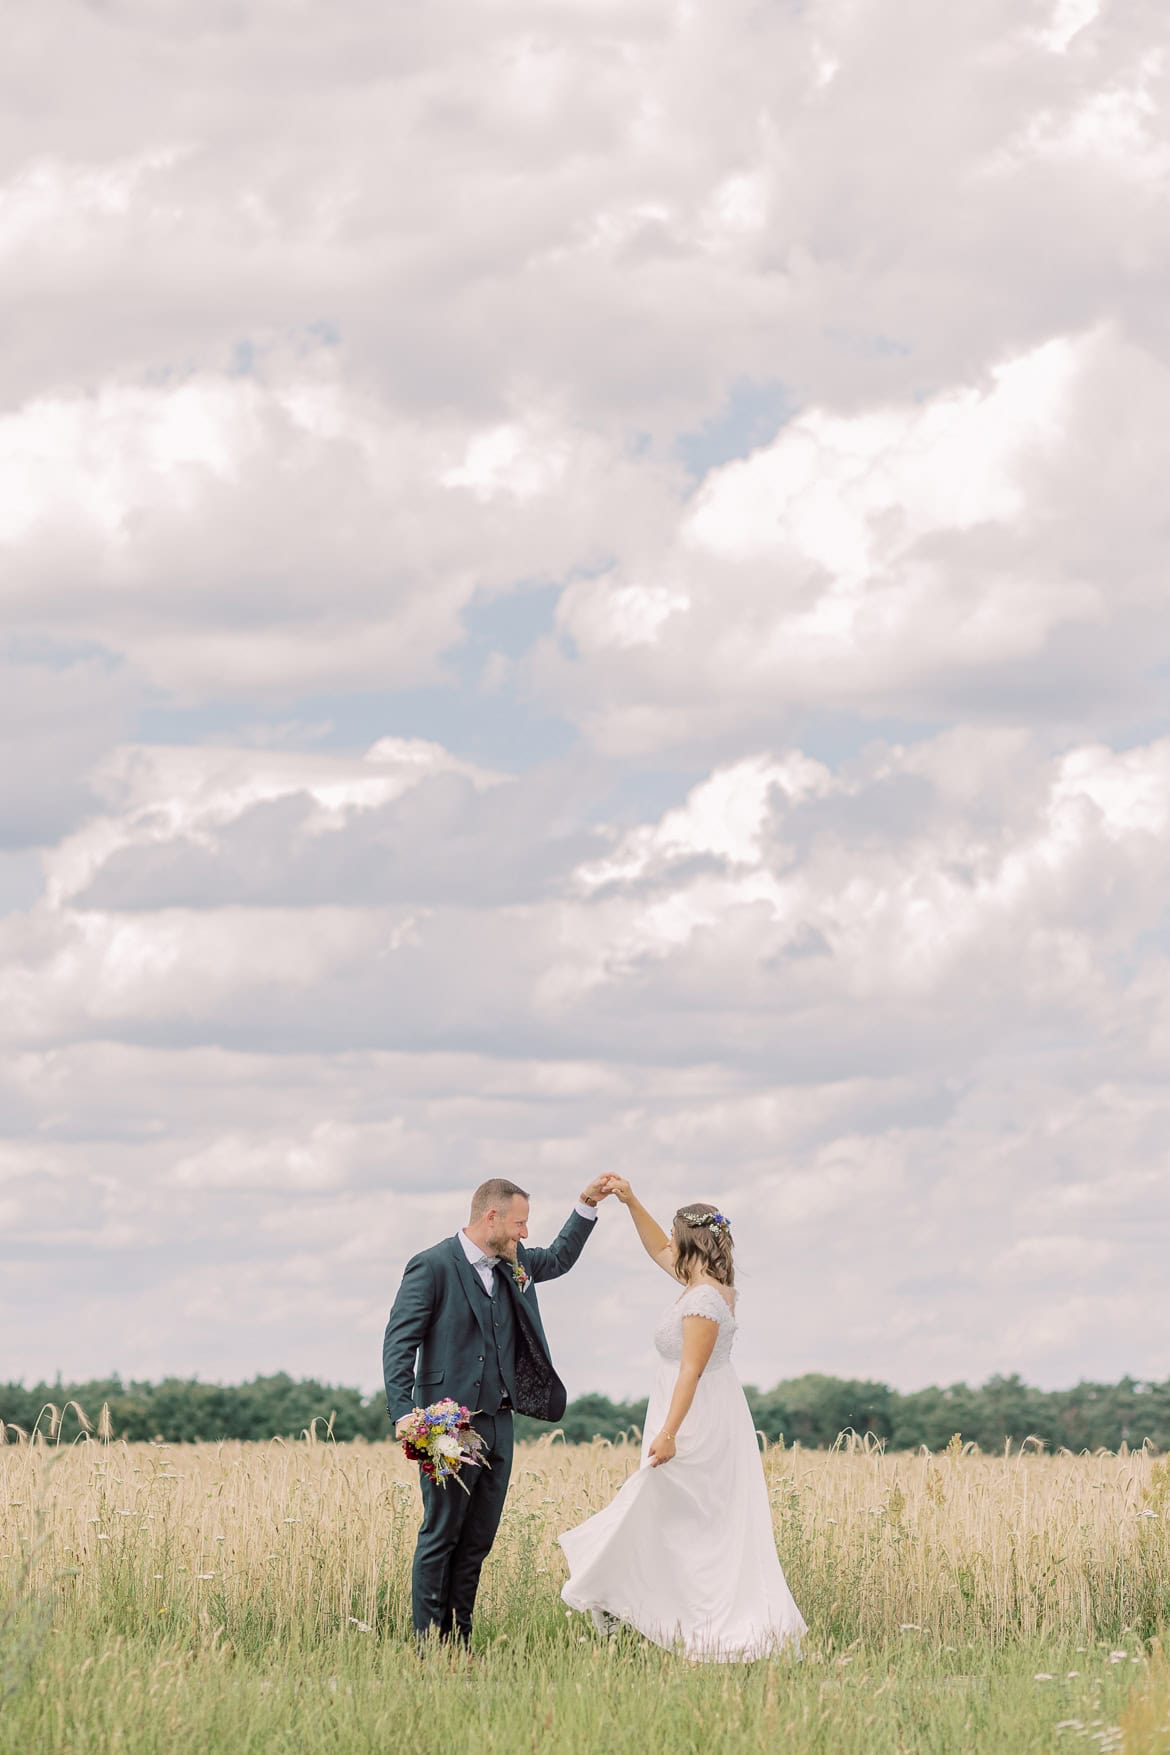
[679,1285,731,1324]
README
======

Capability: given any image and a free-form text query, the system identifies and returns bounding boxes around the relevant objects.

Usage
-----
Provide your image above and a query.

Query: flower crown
[678,1208,731,1236]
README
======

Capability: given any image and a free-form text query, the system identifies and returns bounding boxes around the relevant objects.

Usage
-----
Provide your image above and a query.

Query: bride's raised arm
[600,1177,676,1276]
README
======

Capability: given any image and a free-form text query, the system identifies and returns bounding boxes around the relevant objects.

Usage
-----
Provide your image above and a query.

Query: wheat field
[3,1421,1170,1753]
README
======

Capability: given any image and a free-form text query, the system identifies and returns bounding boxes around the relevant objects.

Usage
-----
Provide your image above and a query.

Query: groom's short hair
[470,1178,529,1220]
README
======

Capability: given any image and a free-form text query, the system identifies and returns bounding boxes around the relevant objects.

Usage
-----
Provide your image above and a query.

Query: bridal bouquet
[399,1398,490,1491]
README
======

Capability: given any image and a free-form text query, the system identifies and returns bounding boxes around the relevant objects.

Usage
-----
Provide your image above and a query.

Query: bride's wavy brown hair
[672,1202,735,1287]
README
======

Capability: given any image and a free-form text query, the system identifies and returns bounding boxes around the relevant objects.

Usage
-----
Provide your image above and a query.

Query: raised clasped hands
[580,1175,615,1205]
[599,1174,633,1204]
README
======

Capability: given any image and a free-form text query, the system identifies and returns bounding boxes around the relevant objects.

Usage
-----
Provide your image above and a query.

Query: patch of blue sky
[7,633,122,671]
[137,682,576,770]
[350,677,575,770]
[230,322,340,377]
[579,762,709,830]
[230,338,259,375]
[1105,705,1170,749]
[675,378,793,480]
[0,850,45,917]
[456,581,562,667]
[1116,914,1170,980]
[795,710,946,769]
[139,584,578,769]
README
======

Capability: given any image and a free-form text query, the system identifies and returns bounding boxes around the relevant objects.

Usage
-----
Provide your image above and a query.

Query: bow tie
[474,1255,499,1271]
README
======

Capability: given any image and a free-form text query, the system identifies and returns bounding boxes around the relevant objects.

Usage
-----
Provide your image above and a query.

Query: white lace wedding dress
[558,1283,807,1662]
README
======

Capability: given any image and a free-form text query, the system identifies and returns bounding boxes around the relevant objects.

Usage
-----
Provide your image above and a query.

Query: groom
[383,1176,610,1645]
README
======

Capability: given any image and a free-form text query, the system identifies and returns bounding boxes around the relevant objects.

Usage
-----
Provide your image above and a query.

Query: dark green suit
[382,1209,596,1640]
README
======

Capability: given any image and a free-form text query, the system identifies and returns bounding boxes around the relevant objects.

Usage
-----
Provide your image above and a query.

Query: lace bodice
[653,1283,737,1370]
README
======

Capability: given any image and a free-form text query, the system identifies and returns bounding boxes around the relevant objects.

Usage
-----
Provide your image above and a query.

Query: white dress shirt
[459,1202,598,1295]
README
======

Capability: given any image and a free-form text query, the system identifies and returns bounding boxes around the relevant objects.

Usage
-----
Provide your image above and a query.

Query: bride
[558,1177,807,1663]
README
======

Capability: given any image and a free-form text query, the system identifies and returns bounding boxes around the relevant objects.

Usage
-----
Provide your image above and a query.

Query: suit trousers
[411,1410,515,1641]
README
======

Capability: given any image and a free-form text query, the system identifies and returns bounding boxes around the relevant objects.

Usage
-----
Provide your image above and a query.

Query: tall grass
[1,1420,1166,1752]
[4,1424,1168,1648]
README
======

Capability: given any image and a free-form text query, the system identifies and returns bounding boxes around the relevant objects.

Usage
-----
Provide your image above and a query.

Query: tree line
[4,1370,1170,1450]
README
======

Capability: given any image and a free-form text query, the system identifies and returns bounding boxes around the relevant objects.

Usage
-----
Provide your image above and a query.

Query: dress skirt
[559,1353,806,1662]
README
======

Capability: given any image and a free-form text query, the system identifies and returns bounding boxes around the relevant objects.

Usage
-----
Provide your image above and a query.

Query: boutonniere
[511,1258,532,1293]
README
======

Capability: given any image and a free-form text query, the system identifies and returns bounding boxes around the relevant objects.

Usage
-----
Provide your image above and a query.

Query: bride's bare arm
[600,1176,675,1274]
[648,1316,719,1466]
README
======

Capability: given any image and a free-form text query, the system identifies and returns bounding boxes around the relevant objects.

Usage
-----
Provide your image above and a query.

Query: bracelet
[579,1193,598,1208]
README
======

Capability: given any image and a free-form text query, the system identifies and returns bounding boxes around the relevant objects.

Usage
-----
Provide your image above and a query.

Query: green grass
[0,1602,1151,1754]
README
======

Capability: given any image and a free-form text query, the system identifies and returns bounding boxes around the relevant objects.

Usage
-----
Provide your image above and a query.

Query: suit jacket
[382,1209,596,1426]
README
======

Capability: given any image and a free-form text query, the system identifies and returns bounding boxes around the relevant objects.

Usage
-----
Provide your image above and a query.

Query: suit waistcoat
[476,1271,517,1414]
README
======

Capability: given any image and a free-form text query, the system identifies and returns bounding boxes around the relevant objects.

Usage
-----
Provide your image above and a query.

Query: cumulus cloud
[69,744,601,911]
[24,728,1167,1061]
[45,737,495,904]
[541,328,1170,752]
[3,0,1169,1402]
[0,369,675,701]
[7,727,1170,1393]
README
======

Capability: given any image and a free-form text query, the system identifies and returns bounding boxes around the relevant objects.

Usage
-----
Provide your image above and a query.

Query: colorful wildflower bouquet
[399,1398,490,1491]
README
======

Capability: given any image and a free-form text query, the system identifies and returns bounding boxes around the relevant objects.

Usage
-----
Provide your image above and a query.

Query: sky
[3,0,1170,1405]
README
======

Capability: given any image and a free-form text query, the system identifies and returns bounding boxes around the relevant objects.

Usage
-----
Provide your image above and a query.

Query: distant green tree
[6,1370,1170,1451]
[513,1394,649,1445]
[741,1384,792,1443]
[761,1374,895,1447]
[968,1374,1043,1449]
[889,1382,981,1451]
